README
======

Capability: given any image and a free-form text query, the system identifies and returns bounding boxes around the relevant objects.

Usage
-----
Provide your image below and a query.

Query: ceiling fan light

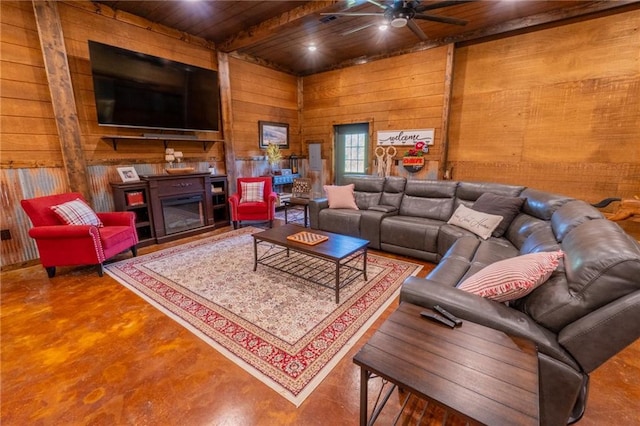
[390,17,407,28]
[379,24,388,31]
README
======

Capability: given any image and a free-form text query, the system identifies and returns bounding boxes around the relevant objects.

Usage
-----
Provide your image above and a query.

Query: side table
[353,302,539,425]
[283,197,310,227]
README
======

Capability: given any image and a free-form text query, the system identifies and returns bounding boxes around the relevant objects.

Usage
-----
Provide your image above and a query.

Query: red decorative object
[126,191,144,206]
[228,177,278,229]
[21,192,138,277]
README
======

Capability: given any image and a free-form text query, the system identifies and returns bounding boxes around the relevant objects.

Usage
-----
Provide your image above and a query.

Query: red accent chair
[21,192,138,278]
[228,177,278,229]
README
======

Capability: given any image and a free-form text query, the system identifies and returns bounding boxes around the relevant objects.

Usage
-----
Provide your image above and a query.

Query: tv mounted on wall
[88,41,220,132]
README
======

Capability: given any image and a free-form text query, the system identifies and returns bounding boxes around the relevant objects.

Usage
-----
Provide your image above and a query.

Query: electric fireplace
[161,195,204,235]
[144,173,216,243]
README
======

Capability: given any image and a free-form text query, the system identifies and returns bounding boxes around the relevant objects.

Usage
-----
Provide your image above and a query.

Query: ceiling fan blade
[407,20,428,41]
[415,0,474,13]
[365,0,388,10]
[320,12,384,17]
[414,13,468,26]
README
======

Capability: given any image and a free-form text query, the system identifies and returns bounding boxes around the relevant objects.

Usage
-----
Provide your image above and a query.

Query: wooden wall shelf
[102,135,222,151]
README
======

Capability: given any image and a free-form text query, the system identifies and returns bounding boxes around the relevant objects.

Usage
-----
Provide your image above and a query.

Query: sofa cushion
[380,215,440,253]
[344,175,384,209]
[324,184,358,209]
[318,208,361,236]
[400,180,457,220]
[517,219,640,331]
[458,250,564,303]
[51,198,103,227]
[551,200,604,242]
[447,205,503,240]
[520,188,573,220]
[472,193,525,237]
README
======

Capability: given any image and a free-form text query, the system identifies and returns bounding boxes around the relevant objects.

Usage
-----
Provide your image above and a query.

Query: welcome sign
[377,129,435,146]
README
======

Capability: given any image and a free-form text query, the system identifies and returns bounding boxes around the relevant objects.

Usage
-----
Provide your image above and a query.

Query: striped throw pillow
[51,198,103,227]
[240,181,265,203]
[458,251,564,303]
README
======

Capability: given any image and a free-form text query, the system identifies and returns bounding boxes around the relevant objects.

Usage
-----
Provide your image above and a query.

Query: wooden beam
[217,52,237,194]
[218,1,338,52]
[439,43,454,181]
[32,0,92,201]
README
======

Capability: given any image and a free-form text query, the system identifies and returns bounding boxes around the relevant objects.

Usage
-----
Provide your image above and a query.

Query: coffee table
[353,302,539,425]
[252,224,368,303]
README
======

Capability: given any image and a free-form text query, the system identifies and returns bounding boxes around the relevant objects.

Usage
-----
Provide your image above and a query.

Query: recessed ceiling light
[308,45,317,52]
[379,24,388,31]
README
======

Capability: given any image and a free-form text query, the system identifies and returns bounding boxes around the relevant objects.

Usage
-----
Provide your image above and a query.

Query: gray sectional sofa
[309,175,640,426]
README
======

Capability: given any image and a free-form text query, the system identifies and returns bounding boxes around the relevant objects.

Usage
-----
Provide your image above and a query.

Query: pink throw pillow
[458,250,564,303]
[323,184,358,210]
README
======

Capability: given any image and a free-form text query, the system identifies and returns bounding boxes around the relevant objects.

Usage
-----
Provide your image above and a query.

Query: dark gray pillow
[472,193,525,237]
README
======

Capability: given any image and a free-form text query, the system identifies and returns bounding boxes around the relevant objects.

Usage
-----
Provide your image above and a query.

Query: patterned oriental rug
[105,227,422,406]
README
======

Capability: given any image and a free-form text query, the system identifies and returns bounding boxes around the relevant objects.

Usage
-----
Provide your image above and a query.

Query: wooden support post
[32,0,91,202]
[439,43,455,181]
[217,52,238,194]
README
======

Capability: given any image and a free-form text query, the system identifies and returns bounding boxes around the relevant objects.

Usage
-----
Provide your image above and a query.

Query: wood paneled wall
[2,2,638,267]
[302,47,449,183]
[448,9,640,203]
[227,56,301,179]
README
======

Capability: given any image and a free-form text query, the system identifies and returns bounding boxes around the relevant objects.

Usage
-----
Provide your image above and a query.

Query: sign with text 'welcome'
[377,129,435,146]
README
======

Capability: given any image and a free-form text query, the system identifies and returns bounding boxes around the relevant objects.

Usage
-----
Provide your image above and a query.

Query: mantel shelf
[101,135,223,151]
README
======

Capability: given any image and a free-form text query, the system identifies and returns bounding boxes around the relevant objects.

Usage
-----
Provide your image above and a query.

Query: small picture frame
[259,121,289,149]
[117,166,140,183]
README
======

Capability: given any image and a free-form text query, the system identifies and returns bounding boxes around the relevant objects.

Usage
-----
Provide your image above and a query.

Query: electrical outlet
[0,229,11,241]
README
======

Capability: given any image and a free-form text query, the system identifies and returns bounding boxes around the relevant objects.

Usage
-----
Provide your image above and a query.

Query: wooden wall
[228,56,301,178]
[2,2,638,268]
[448,9,640,203]
[302,47,449,183]
[1,1,223,267]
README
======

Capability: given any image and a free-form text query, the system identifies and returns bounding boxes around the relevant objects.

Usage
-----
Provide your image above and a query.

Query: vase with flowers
[266,143,282,175]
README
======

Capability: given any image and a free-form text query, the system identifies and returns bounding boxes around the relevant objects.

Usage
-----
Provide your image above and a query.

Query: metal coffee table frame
[252,225,368,303]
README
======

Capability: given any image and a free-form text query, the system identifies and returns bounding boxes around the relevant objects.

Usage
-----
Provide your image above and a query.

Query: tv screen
[88,41,220,132]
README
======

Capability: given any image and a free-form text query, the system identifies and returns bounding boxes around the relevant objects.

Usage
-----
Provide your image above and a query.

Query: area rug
[105,227,422,406]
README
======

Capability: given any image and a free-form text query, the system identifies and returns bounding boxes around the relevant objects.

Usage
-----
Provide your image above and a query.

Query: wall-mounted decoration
[377,129,434,146]
[402,142,426,173]
[259,121,289,149]
[117,166,140,182]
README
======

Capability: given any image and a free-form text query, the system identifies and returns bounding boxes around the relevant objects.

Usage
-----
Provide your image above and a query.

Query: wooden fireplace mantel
[142,172,216,244]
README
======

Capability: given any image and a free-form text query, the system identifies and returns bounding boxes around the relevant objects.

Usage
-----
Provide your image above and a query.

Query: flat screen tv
[88,40,220,132]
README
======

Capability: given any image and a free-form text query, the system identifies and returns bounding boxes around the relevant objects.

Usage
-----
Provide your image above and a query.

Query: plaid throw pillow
[51,198,104,227]
[240,181,265,203]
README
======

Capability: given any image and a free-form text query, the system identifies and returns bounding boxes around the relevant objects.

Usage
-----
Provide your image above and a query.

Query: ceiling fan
[322,0,470,41]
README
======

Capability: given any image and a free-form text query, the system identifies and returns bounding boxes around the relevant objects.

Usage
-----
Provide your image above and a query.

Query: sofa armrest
[267,192,278,218]
[309,198,328,229]
[368,205,397,213]
[28,225,99,239]
[97,211,135,227]
[559,289,640,373]
[400,277,580,369]
[360,208,398,249]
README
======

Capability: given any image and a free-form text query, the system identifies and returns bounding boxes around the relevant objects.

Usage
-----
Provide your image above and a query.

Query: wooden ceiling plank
[218,0,338,52]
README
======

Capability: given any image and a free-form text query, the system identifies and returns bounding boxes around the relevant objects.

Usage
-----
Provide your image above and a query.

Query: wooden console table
[353,302,539,425]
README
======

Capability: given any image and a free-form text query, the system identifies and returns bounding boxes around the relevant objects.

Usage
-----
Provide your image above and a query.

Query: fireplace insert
[161,195,204,235]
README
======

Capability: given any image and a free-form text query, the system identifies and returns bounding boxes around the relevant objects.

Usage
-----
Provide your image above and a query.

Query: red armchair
[228,177,278,229]
[21,192,138,277]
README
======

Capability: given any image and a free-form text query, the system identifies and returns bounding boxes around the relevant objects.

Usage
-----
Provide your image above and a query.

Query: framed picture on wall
[259,121,289,149]
[117,166,140,183]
